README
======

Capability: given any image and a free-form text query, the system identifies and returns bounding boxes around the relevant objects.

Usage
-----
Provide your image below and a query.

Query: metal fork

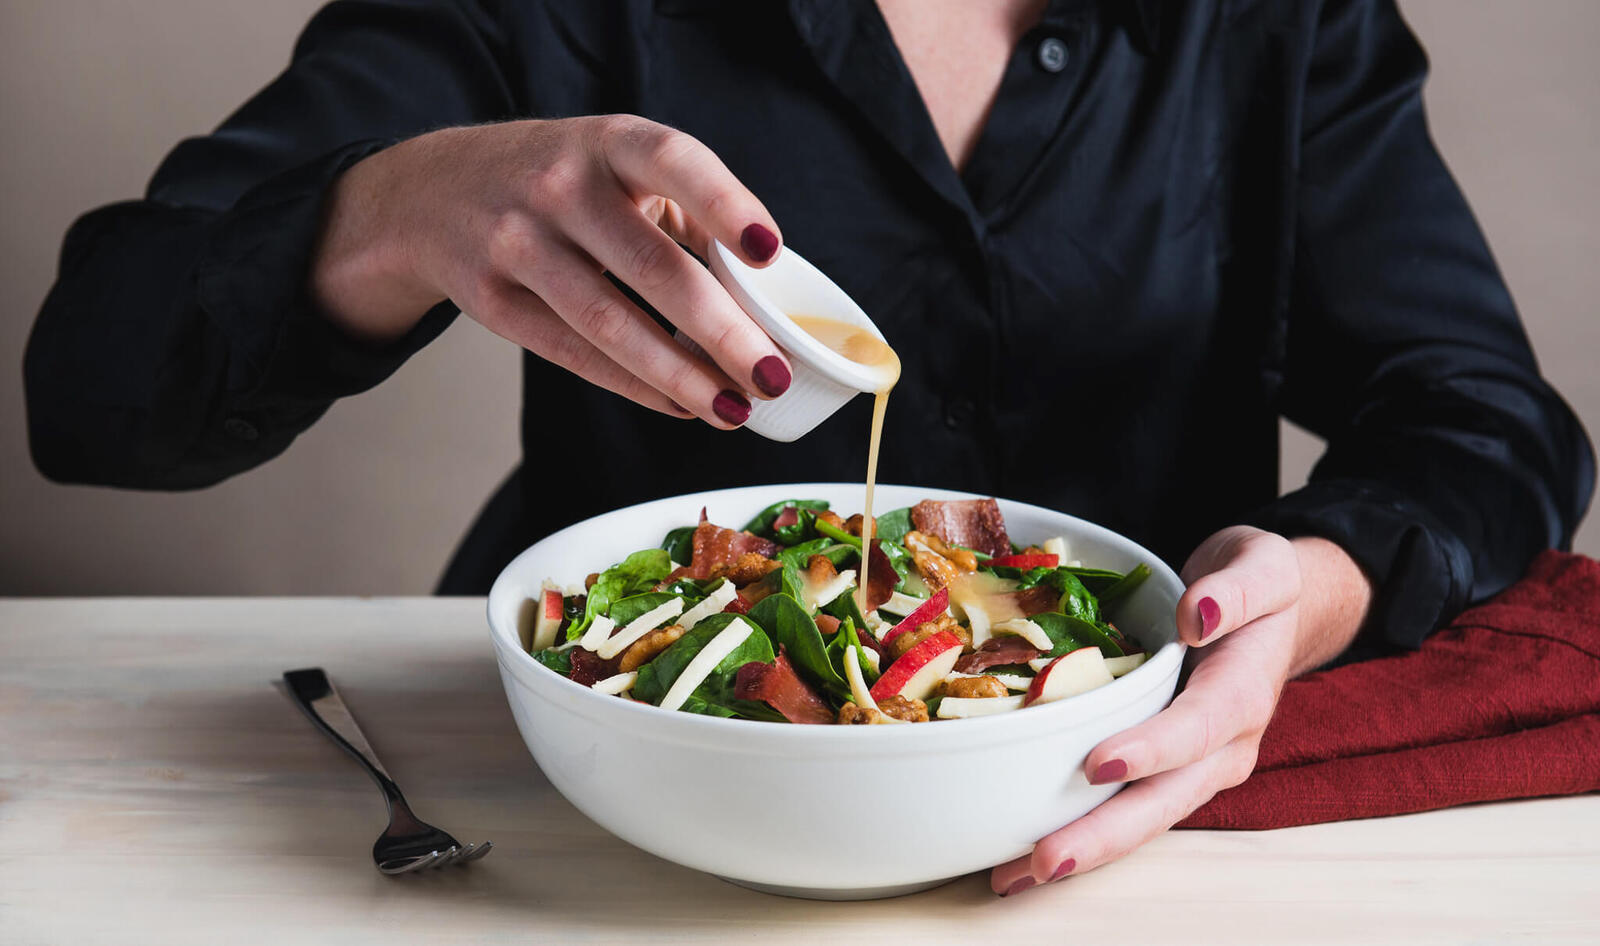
[282,668,492,875]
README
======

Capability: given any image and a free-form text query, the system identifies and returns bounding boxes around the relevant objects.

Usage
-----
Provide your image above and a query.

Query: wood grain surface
[2,598,1595,945]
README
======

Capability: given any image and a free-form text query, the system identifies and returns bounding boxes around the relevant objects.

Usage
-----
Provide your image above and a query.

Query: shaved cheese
[946,670,1032,692]
[860,645,880,673]
[802,568,856,612]
[992,617,1053,651]
[659,617,754,711]
[843,645,878,711]
[863,610,889,634]
[678,581,737,630]
[961,598,994,650]
[563,582,588,598]
[578,615,617,652]
[1043,537,1071,565]
[1105,653,1149,677]
[597,597,685,659]
[591,671,638,695]
[878,591,929,616]
[1028,657,1053,673]
[937,694,1027,719]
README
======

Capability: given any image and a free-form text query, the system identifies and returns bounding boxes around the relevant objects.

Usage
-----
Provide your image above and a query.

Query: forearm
[1287,536,1372,676]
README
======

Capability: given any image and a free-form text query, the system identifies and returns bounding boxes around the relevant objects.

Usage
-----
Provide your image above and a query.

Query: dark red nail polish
[1049,858,1077,882]
[1198,596,1221,640]
[752,355,791,397]
[712,390,751,426]
[1090,759,1128,785]
[740,223,780,263]
[1001,877,1035,897]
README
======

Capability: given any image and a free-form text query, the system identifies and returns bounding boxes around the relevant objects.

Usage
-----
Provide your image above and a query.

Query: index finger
[601,118,783,266]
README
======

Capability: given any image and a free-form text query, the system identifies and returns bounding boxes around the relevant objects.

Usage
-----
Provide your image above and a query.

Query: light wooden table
[3,598,1596,945]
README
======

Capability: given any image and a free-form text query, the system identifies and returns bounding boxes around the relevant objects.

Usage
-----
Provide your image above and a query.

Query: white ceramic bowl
[678,241,890,442]
[487,484,1185,900]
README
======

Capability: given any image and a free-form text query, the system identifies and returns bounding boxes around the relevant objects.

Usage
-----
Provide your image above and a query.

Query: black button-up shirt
[25,0,1593,654]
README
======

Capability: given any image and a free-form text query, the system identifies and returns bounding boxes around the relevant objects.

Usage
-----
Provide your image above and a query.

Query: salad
[522,497,1152,724]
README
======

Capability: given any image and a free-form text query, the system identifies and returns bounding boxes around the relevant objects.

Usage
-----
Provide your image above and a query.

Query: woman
[24,0,1592,894]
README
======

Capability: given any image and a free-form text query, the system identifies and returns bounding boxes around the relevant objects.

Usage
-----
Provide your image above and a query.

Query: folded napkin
[1179,550,1600,830]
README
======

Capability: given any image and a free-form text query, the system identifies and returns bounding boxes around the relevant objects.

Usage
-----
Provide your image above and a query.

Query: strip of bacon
[772,505,800,531]
[910,498,1011,558]
[570,648,623,687]
[1009,585,1060,618]
[954,636,1042,674]
[670,521,781,580]
[733,648,835,724]
[864,540,898,612]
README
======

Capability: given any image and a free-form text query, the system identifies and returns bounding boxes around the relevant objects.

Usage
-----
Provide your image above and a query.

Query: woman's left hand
[989,526,1372,896]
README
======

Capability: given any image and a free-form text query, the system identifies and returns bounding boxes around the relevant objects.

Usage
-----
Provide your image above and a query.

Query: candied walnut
[709,552,781,586]
[618,624,686,673]
[837,702,890,725]
[585,572,601,590]
[876,695,930,722]
[906,530,977,580]
[805,554,839,586]
[1021,545,1046,555]
[942,675,1009,699]
[817,509,847,532]
[887,613,968,659]
[843,513,877,538]
[912,548,962,590]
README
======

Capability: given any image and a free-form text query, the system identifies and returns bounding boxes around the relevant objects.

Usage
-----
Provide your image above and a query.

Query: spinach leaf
[777,537,839,571]
[877,540,915,592]
[607,591,681,628]
[677,695,739,718]
[821,583,868,631]
[660,526,696,566]
[1032,612,1125,658]
[874,507,914,544]
[533,647,572,674]
[742,499,830,538]
[748,593,849,698]
[824,617,878,685]
[566,548,674,641]
[771,508,818,546]
[1063,566,1127,595]
[657,577,717,603]
[1002,566,1101,623]
[631,613,776,706]
[1098,563,1152,607]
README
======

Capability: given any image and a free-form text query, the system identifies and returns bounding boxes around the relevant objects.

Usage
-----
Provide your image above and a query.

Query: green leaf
[566,548,674,641]
[771,508,818,546]
[1098,563,1152,607]
[748,593,848,698]
[630,613,776,707]
[657,577,717,603]
[1063,567,1127,595]
[777,537,848,571]
[1032,612,1125,658]
[660,526,696,567]
[742,499,831,538]
[533,647,572,675]
[1001,566,1101,623]
[821,583,868,631]
[824,617,878,685]
[874,507,913,544]
[607,591,682,628]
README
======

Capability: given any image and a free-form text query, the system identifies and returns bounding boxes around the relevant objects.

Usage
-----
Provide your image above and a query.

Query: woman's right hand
[310,116,792,428]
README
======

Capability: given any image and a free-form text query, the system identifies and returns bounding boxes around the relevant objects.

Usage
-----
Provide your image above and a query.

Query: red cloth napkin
[1179,550,1600,830]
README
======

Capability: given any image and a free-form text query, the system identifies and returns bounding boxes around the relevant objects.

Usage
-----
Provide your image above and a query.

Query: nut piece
[617,624,686,673]
[837,702,890,725]
[942,675,1009,699]
[876,695,930,722]
[817,509,848,532]
[844,513,877,538]
[709,552,781,586]
[888,613,969,659]
[912,549,963,590]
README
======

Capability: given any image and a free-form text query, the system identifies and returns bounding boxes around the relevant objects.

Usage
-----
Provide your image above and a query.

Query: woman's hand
[990,527,1373,896]
[310,116,791,428]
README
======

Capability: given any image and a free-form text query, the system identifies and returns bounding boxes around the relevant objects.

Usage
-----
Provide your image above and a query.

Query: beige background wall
[1,0,1595,595]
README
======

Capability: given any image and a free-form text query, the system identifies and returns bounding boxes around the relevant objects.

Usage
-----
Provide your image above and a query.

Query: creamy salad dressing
[786,314,901,615]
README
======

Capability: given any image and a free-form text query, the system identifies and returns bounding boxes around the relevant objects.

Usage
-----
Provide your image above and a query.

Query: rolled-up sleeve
[25,0,515,489]
[1252,0,1595,651]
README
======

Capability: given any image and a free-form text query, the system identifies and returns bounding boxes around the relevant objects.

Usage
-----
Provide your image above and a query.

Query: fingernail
[752,355,791,397]
[740,223,780,263]
[1198,596,1221,640]
[1001,877,1035,897]
[1089,758,1128,785]
[712,390,751,426]
[1049,858,1077,882]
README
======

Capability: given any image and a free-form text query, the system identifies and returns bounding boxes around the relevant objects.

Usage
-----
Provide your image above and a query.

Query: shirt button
[1036,37,1070,73]
[944,398,976,429]
[223,417,260,442]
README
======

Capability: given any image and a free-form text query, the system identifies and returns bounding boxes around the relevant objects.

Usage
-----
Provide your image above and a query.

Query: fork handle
[283,668,406,807]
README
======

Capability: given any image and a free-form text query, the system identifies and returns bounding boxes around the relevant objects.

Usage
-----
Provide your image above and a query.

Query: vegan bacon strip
[734,648,835,724]
[954,636,1041,674]
[910,498,1011,559]
[670,521,781,580]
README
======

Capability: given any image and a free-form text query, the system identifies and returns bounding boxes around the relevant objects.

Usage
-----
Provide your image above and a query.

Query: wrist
[1287,536,1373,676]
[310,139,446,343]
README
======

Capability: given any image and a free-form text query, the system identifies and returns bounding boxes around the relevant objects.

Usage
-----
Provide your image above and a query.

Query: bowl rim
[487,483,1185,745]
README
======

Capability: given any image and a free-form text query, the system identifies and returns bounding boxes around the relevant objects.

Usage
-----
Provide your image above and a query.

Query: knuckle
[486,213,539,270]
[648,128,705,175]
[573,295,634,351]
[623,234,680,288]
[530,154,587,207]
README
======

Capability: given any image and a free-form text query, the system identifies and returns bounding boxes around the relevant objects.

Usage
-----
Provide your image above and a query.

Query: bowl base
[716,874,959,901]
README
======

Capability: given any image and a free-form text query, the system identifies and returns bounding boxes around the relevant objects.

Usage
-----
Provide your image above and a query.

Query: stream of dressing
[786,315,902,616]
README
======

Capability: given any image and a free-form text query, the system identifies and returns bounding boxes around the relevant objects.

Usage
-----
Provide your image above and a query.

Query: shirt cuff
[193,138,455,410]
[1246,479,1472,657]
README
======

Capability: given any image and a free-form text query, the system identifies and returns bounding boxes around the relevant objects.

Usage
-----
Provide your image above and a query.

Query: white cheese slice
[658,617,755,712]
[945,670,1032,692]
[596,597,686,659]
[937,694,1027,718]
[563,582,588,598]
[860,645,880,673]
[961,598,994,650]
[843,644,878,711]
[1104,653,1149,677]
[591,671,638,695]
[1028,657,1054,673]
[802,568,856,612]
[878,591,929,616]
[1043,537,1070,565]
[577,614,617,652]
[992,618,1053,651]
[863,610,889,634]
[678,581,737,630]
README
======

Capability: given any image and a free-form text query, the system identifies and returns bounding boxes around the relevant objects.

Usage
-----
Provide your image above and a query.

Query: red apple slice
[531,586,565,651]
[1023,647,1115,706]
[870,630,962,702]
[989,553,1059,569]
[881,587,949,645]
